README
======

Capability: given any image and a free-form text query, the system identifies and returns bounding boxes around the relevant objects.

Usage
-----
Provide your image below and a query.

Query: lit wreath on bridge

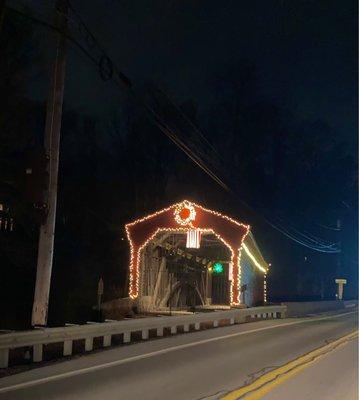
[174,200,196,226]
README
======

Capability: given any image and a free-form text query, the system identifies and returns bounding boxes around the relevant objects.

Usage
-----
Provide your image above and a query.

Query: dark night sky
[5,0,357,306]
[21,0,357,147]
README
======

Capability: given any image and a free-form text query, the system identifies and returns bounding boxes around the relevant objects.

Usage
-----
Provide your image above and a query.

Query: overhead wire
[54,1,343,252]
[8,1,340,253]
[272,215,340,250]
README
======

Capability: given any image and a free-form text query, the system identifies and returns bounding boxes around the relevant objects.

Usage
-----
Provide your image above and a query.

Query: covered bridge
[125,200,269,312]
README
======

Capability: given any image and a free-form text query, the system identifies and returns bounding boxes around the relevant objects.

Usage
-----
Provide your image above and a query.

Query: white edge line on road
[0,311,356,394]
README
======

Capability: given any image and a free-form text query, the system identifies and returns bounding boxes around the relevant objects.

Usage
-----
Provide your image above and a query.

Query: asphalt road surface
[0,311,357,400]
[262,334,358,400]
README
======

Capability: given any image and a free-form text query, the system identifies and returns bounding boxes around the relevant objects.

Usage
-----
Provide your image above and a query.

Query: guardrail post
[235,316,245,324]
[103,335,111,347]
[156,327,163,337]
[33,344,43,362]
[123,332,131,343]
[194,322,200,330]
[0,349,9,368]
[170,326,177,334]
[85,338,93,351]
[63,340,73,356]
[142,329,149,340]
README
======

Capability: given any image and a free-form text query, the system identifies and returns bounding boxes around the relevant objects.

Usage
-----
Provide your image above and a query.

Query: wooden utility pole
[31,0,68,326]
[97,277,104,321]
[0,1,6,34]
[336,218,341,277]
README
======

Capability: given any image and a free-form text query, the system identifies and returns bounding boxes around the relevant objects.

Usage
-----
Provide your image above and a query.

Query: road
[0,311,357,400]
[262,334,358,400]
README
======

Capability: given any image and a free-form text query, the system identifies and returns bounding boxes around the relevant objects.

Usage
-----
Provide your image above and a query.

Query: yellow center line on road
[221,330,358,400]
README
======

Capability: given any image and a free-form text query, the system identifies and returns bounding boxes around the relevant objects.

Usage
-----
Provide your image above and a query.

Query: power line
[9,1,340,254]
[42,2,343,252]
[272,216,340,250]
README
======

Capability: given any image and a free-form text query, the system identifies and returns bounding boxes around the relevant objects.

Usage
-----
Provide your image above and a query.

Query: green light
[213,262,224,274]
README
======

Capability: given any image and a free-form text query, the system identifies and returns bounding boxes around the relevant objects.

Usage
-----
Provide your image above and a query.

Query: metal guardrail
[281,300,355,317]
[0,305,286,368]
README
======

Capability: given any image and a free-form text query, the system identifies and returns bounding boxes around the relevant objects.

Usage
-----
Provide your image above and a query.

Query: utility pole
[31,0,68,326]
[97,277,104,321]
[0,1,6,34]
[336,219,341,277]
